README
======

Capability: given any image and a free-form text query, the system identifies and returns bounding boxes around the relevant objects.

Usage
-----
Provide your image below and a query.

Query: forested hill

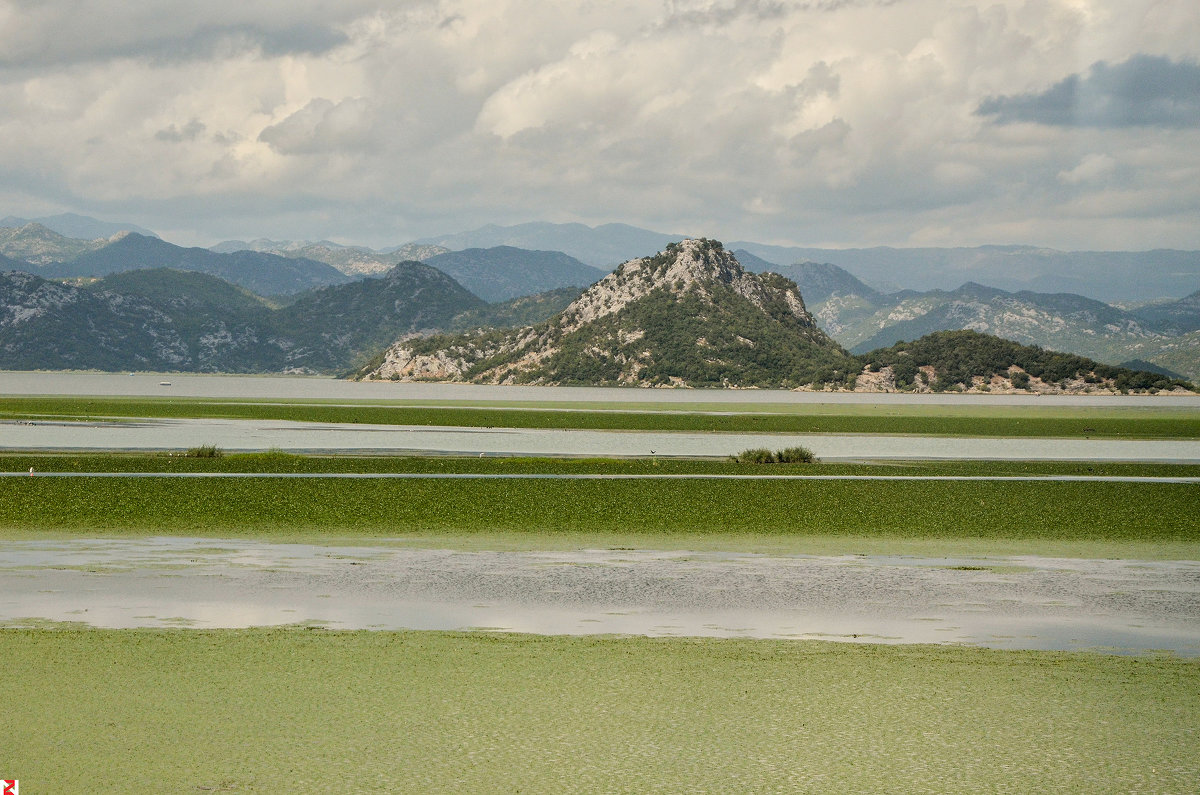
[857,330,1194,393]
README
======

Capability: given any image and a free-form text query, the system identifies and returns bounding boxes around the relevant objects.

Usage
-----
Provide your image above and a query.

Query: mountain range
[0,228,351,296]
[0,213,157,240]
[3,213,1199,382]
[358,239,1188,393]
[0,264,482,373]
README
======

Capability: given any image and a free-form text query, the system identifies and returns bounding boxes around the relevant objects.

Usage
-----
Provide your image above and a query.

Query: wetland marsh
[3,373,1198,792]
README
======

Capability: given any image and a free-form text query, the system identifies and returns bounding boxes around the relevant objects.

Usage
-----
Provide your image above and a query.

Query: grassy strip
[2,467,1195,546]
[3,395,1198,438]
[2,628,1196,792]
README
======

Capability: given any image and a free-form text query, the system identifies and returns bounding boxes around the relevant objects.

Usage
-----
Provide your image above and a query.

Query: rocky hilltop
[359,239,857,388]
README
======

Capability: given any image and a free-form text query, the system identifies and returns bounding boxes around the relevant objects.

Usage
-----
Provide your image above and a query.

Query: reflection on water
[5,370,1200,406]
[3,539,1198,655]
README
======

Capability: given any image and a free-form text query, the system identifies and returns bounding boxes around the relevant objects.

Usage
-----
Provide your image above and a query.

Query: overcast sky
[2,0,1198,250]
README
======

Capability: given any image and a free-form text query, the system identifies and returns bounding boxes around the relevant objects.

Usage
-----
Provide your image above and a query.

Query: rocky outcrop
[361,239,856,388]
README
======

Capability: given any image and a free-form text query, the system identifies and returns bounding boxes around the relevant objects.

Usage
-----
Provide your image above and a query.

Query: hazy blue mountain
[0,213,157,239]
[846,283,1163,359]
[410,222,683,269]
[210,238,403,277]
[754,260,883,305]
[378,242,451,261]
[0,253,34,271]
[1131,290,1200,334]
[729,242,1200,303]
[1118,359,1188,380]
[422,246,606,302]
[40,233,351,296]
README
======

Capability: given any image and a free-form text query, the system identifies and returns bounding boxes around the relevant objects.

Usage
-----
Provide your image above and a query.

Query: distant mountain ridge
[411,222,684,269]
[33,233,351,296]
[730,241,1200,303]
[400,221,1200,301]
[209,238,418,277]
[0,213,157,239]
[422,246,606,303]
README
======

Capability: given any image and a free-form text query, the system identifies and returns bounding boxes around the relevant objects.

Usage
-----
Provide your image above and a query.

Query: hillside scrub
[857,330,1195,393]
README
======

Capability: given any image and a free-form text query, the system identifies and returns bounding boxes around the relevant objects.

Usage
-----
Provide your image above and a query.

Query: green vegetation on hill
[91,268,271,314]
[1,265,483,373]
[446,286,584,332]
[538,282,856,387]
[860,330,1194,392]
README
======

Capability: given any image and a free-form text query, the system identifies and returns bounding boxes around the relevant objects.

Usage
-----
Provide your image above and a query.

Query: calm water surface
[3,538,1197,655]
[4,370,1199,406]
[4,416,1199,460]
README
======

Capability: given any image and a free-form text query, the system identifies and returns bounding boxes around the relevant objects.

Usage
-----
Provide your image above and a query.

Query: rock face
[361,239,857,388]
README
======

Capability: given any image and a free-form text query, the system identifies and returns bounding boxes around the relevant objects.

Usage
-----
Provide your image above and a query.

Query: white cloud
[0,0,1197,250]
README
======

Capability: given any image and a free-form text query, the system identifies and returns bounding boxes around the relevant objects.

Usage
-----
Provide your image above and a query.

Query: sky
[1,0,1198,250]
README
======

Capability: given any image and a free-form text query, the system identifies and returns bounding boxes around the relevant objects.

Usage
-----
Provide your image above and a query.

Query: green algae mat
[2,628,1197,792]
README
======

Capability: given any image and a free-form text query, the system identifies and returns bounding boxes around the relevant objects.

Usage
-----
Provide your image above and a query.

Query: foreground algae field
[3,628,1198,792]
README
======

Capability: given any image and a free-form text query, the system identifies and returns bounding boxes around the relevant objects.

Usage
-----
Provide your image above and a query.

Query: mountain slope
[40,233,351,296]
[1,263,483,373]
[847,284,1163,358]
[270,262,486,371]
[422,246,606,302]
[361,239,855,388]
[1132,290,1200,334]
[0,223,110,265]
[1,270,192,370]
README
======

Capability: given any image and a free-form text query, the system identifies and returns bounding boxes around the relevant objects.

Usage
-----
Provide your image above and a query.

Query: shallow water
[4,370,1199,406]
[3,538,1198,655]
[5,416,1200,460]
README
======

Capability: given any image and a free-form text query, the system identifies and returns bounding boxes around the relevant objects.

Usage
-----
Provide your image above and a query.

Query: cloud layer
[1,0,1198,250]
[977,55,1200,128]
